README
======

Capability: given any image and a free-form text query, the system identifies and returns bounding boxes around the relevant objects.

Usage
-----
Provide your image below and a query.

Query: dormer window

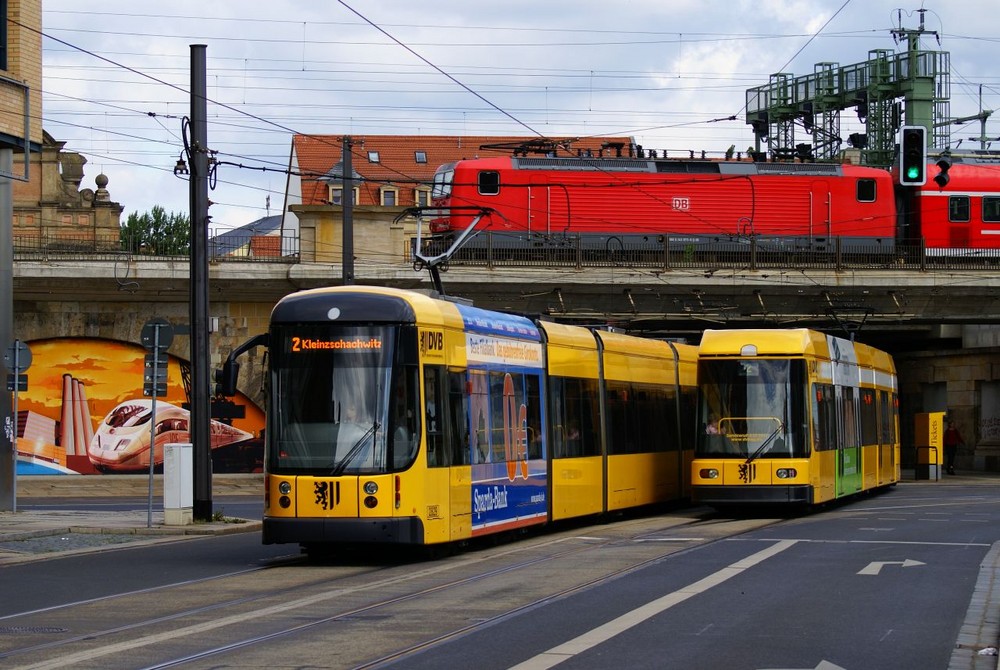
[380,186,399,206]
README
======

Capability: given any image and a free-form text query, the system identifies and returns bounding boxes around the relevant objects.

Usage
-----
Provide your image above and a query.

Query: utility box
[914,412,945,481]
[163,442,193,525]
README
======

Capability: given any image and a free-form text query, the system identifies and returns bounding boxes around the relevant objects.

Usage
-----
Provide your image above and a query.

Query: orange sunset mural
[13,338,265,475]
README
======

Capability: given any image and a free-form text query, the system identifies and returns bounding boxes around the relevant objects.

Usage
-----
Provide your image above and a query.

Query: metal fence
[15,229,1000,272]
[13,230,300,263]
[416,233,1000,272]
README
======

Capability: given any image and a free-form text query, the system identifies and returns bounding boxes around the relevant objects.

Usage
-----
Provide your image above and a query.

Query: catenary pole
[0,148,13,511]
[189,45,212,521]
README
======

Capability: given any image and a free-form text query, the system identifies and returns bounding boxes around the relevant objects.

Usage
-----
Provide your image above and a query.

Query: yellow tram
[219,286,698,551]
[691,329,900,505]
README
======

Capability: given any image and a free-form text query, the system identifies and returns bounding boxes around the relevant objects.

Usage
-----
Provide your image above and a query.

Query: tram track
[0,510,781,669]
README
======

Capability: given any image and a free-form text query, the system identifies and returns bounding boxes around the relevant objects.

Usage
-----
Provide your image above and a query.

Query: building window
[415,188,431,207]
[415,151,427,164]
[62,214,73,226]
[380,187,398,207]
[367,151,380,163]
[329,185,360,205]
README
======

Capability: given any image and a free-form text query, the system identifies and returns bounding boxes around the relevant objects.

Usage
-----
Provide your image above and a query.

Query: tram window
[524,375,543,459]
[447,370,470,466]
[856,178,876,203]
[812,383,836,452]
[478,171,500,195]
[983,196,1000,223]
[860,388,878,446]
[424,366,446,467]
[488,372,507,463]
[606,382,637,455]
[949,196,970,223]
[391,365,420,470]
[470,371,491,464]
[550,376,600,458]
[841,387,859,449]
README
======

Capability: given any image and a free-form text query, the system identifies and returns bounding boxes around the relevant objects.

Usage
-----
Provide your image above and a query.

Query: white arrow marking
[858,559,925,575]
[761,661,847,670]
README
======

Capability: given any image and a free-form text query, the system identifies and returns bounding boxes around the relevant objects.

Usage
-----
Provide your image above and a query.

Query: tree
[120,206,191,255]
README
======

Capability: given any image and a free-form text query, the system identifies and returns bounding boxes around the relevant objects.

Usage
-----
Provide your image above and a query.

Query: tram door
[836,386,863,496]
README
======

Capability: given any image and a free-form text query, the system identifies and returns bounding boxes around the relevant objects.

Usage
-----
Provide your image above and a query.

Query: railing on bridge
[416,233,1000,272]
[13,229,1000,272]
[12,230,300,263]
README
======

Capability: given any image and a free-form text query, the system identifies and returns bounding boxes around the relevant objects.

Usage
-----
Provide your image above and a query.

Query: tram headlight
[776,468,797,479]
[699,468,720,480]
[278,481,292,495]
[363,481,379,495]
[278,496,291,508]
[364,496,378,509]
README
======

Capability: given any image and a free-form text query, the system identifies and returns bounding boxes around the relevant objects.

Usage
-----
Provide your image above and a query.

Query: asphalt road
[1,484,997,670]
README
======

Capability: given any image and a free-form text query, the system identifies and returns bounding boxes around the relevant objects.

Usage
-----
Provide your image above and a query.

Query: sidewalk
[0,474,263,565]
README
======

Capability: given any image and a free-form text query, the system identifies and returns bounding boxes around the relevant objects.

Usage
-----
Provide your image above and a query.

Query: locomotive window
[983,196,1000,222]
[949,196,970,223]
[856,179,876,203]
[478,171,500,195]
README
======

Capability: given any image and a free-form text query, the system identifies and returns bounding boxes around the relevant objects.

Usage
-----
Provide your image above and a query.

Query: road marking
[733,537,990,548]
[760,661,846,670]
[858,559,925,575]
[509,540,798,670]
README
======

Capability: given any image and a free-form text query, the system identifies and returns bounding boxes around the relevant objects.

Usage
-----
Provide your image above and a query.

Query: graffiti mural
[12,338,265,475]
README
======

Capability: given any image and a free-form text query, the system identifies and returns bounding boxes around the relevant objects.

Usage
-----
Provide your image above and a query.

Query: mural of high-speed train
[88,399,254,472]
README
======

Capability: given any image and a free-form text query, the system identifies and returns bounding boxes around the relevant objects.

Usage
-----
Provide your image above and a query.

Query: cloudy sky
[40,1,1000,229]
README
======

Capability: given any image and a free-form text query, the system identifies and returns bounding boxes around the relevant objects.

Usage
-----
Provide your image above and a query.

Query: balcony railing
[13,230,300,263]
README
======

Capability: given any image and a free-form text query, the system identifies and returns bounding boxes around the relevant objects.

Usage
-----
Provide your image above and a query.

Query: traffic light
[934,154,952,188]
[899,126,927,186]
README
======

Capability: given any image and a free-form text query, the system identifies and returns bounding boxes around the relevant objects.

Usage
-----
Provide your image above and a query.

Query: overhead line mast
[745,8,950,166]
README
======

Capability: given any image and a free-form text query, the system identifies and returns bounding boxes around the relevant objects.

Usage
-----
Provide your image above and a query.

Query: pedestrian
[943,419,962,475]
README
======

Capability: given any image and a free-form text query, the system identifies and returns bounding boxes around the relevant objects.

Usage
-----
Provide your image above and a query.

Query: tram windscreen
[268,324,419,474]
[697,358,808,459]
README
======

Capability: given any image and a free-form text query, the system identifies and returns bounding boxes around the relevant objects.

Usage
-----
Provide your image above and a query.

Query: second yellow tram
[692,329,900,505]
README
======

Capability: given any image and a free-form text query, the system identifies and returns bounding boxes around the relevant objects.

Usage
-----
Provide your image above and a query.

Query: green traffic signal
[906,166,922,180]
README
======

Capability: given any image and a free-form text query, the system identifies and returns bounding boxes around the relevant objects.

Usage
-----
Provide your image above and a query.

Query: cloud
[40,1,1000,229]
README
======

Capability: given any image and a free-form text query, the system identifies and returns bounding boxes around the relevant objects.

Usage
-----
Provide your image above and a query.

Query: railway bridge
[10,233,1000,470]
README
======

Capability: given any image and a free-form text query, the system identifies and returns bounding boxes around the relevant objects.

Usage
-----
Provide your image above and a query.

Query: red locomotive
[426,151,1000,253]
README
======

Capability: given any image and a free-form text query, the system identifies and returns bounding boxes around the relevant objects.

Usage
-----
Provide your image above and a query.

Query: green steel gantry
[745,9,950,166]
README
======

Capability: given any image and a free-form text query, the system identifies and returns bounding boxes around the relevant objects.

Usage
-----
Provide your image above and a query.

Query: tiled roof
[292,134,634,207]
